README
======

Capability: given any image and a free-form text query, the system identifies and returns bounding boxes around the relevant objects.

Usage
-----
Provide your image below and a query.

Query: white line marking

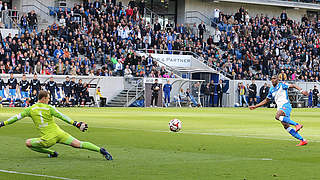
[0,169,77,180]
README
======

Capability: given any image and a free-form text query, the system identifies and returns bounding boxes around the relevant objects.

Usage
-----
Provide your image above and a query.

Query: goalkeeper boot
[48,151,59,158]
[100,148,113,160]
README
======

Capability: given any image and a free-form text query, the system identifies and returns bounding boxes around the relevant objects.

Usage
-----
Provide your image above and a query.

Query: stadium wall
[184,0,307,23]
[0,74,124,101]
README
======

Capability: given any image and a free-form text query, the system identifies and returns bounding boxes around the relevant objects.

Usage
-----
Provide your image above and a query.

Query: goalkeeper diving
[0,90,112,160]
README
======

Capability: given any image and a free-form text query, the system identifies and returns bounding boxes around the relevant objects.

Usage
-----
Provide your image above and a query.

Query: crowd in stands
[208,7,320,82]
[0,0,177,79]
[0,0,319,82]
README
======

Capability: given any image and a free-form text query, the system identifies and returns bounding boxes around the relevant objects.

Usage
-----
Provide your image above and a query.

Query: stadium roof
[216,0,320,10]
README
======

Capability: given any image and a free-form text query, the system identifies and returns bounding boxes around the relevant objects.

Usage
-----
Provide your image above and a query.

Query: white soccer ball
[169,119,182,132]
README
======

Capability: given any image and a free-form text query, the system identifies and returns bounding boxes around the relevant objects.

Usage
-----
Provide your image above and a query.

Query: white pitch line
[0,169,77,180]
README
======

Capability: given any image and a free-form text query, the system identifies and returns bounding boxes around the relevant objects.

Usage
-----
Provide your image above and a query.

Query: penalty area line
[0,169,77,180]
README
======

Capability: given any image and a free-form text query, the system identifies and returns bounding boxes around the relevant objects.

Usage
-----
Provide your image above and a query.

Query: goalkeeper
[0,90,112,160]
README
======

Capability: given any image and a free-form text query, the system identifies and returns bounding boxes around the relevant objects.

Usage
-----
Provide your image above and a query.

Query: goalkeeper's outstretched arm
[0,108,31,128]
[49,106,88,132]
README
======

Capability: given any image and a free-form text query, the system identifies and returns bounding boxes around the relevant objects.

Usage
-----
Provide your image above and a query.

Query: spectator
[238,82,248,107]
[163,80,172,107]
[50,21,59,36]
[213,8,220,24]
[312,85,319,107]
[209,80,215,107]
[216,79,223,107]
[308,89,313,108]
[280,10,287,24]
[198,21,206,38]
[28,10,37,31]
[248,79,257,106]
[203,82,211,107]
[150,79,160,107]
[259,83,269,103]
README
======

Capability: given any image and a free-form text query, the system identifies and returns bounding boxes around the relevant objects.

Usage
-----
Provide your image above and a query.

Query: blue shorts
[280,103,292,118]
[0,90,5,98]
[9,89,16,97]
[21,91,29,99]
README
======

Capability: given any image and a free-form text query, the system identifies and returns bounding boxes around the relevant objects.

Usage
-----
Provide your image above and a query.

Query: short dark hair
[38,91,49,100]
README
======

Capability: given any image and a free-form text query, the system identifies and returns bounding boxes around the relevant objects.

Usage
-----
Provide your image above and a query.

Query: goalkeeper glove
[0,121,4,128]
[73,121,88,132]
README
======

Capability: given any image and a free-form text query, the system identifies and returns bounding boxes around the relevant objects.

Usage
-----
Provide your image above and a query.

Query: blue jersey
[163,84,172,93]
[267,82,289,110]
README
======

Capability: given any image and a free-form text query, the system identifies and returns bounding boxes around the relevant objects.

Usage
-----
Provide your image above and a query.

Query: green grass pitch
[0,107,320,180]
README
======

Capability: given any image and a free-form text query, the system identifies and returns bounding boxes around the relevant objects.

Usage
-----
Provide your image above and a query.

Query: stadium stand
[0,0,317,82]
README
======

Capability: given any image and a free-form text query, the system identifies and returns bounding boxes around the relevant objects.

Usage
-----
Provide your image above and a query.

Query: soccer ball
[169,119,182,132]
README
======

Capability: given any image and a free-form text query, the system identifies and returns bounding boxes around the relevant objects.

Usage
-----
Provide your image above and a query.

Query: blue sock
[287,127,304,141]
[280,116,298,126]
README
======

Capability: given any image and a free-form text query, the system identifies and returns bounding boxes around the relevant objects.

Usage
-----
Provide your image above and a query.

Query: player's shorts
[249,94,256,99]
[9,89,16,96]
[0,90,5,98]
[64,92,72,98]
[280,102,292,118]
[36,130,76,148]
[21,91,29,99]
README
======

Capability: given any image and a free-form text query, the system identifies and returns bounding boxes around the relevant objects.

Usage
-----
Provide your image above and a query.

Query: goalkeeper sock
[80,142,100,152]
[286,127,304,141]
[279,116,298,126]
[29,147,55,155]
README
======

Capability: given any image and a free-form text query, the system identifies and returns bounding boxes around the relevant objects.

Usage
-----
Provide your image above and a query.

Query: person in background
[186,88,200,107]
[30,74,41,96]
[0,75,5,108]
[46,76,59,106]
[259,83,269,106]
[163,80,172,107]
[71,77,77,106]
[192,82,201,107]
[62,76,72,107]
[76,79,83,107]
[312,85,319,107]
[29,89,38,106]
[308,89,313,108]
[238,82,248,107]
[216,80,223,107]
[150,79,160,107]
[209,80,215,107]
[19,74,30,107]
[248,79,257,106]
[204,83,211,107]
[7,73,18,107]
[96,87,106,107]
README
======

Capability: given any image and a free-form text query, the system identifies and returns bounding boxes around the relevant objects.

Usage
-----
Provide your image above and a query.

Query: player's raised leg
[25,138,58,158]
[275,110,307,146]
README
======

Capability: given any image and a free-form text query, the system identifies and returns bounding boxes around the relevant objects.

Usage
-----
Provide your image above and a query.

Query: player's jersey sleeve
[266,88,273,99]
[281,82,289,90]
[4,107,31,125]
[49,106,74,125]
